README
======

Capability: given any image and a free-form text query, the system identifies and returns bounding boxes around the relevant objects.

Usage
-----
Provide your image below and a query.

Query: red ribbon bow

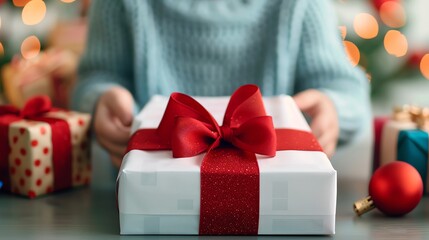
[0,95,52,118]
[160,85,276,158]
[126,85,322,235]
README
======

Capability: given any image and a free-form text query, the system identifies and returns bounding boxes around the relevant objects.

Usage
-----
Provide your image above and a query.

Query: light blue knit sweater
[72,0,370,143]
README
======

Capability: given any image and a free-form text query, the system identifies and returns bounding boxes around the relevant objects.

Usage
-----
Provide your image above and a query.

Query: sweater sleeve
[294,0,371,144]
[71,0,135,114]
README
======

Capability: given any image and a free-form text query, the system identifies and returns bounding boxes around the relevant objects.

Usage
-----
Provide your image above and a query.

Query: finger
[106,90,134,127]
[95,104,131,144]
[317,130,337,151]
[309,114,328,138]
[323,142,337,159]
[97,136,128,157]
[96,124,130,145]
[110,154,123,169]
[293,90,320,115]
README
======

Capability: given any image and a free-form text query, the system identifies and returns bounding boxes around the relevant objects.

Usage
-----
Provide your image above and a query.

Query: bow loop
[0,95,51,118]
[223,85,267,128]
[231,116,277,156]
[171,117,219,158]
[21,96,52,118]
[157,92,219,145]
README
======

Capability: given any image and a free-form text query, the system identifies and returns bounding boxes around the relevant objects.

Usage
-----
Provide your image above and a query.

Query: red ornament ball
[369,161,423,216]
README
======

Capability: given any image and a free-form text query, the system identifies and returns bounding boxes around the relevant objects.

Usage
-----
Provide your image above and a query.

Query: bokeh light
[343,41,360,66]
[421,54,429,80]
[354,13,379,39]
[13,0,31,7]
[21,35,41,59]
[0,42,4,56]
[384,30,408,57]
[380,1,406,28]
[22,0,46,26]
[61,0,76,3]
[339,26,347,40]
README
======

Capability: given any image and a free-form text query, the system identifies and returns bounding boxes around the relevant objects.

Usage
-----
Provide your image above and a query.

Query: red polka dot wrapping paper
[1,110,91,198]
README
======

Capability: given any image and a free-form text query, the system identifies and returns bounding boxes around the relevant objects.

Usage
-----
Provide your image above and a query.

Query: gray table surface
[1,179,429,240]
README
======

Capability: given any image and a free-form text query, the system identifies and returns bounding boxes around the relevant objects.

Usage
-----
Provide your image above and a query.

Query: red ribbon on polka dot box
[0,96,91,198]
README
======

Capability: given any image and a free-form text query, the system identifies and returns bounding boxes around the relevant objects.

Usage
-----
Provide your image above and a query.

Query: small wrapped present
[377,105,429,192]
[0,96,91,198]
[377,105,419,168]
[118,85,336,235]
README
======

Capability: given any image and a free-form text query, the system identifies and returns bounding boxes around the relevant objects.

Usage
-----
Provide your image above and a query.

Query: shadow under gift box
[118,95,337,235]
[0,105,92,198]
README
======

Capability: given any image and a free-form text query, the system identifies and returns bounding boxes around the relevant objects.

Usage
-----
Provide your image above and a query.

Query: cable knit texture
[72,0,370,143]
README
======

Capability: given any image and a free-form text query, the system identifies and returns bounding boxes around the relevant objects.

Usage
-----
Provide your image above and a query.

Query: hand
[293,89,339,158]
[94,87,134,168]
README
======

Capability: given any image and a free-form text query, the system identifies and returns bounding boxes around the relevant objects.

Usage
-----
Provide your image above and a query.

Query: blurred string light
[379,1,406,28]
[384,30,408,57]
[13,0,30,7]
[340,25,360,67]
[21,35,41,59]
[421,54,429,80]
[344,41,360,67]
[0,42,4,57]
[22,0,46,25]
[354,13,379,39]
[61,0,76,3]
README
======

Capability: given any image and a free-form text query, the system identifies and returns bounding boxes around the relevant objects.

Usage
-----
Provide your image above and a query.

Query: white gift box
[118,95,337,235]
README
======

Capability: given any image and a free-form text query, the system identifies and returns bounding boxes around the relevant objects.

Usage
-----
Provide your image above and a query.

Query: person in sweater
[72,0,370,167]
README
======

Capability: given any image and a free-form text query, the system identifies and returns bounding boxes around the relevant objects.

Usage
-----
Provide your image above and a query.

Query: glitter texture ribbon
[0,96,72,193]
[126,85,322,235]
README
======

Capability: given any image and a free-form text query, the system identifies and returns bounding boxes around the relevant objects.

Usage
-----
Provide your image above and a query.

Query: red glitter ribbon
[126,85,322,235]
[0,96,72,194]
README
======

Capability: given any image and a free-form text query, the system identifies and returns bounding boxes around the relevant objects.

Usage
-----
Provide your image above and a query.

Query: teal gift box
[397,130,429,193]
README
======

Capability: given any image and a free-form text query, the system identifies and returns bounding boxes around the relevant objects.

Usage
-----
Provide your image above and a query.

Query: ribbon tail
[276,129,322,151]
[126,129,171,153]
[199,146,260,235]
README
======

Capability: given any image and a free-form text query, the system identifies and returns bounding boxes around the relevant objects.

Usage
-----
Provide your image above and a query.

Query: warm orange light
[384,30,408,57]
[380,1,406,28]
[354,13,379,39]
[61,0,76,2]
[13,0,31,7]
[22,0,46,26]
[21,35,41,59]
[343,41,360,67]
[421,54,429,80]
[0,42,4,56]
[339,26,347,40]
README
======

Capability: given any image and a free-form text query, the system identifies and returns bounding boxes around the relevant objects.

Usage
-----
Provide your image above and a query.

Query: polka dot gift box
[0,96,91,198]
